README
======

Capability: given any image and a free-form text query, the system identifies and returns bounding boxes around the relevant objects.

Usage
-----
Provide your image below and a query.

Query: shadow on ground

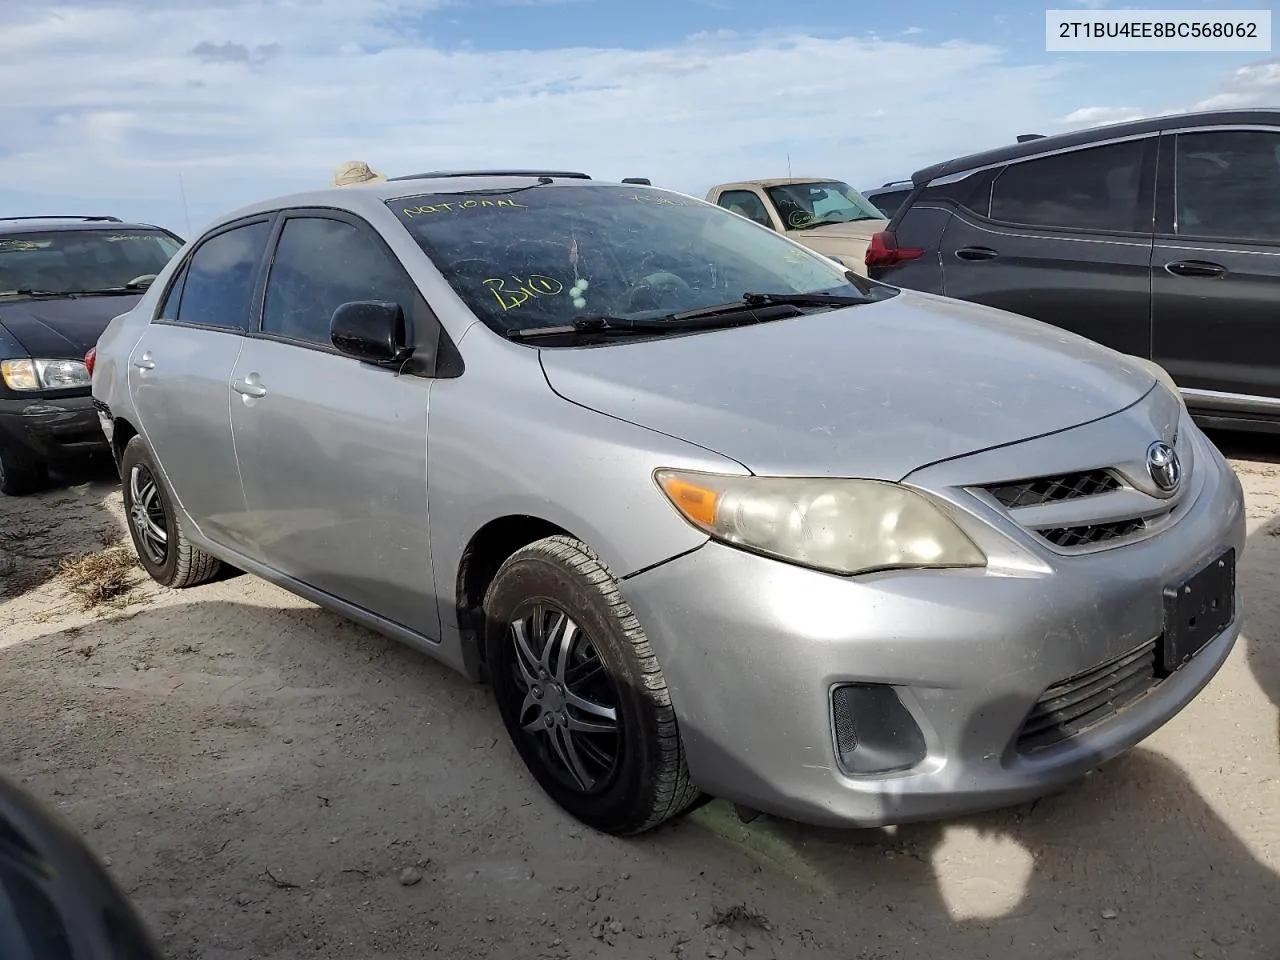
[0,457,123,599]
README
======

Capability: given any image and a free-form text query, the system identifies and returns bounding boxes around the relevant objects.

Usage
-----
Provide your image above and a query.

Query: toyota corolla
[90,172,1245,836]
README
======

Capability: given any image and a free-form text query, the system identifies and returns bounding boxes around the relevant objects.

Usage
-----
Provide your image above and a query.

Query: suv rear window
[989,139,1146,233]
[0,229,181,297]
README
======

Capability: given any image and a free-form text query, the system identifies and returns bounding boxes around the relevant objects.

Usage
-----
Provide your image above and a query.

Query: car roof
[911,108,1280,186]
[204,175,684,233]
[0,216,170,235]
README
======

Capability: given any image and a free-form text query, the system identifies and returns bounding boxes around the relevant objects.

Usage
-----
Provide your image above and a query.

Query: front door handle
[232,377,268,399]
[1165,259,1227,279]
[955,246,999,261]
[133,351,155,371]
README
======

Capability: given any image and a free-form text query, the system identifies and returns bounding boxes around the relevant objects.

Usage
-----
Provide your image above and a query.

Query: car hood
[0,295,140,358]
[538,290,1157,480]
[791,219,887,242]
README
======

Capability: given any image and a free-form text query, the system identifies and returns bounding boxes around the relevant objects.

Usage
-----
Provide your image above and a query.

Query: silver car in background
[91,172,1245,836]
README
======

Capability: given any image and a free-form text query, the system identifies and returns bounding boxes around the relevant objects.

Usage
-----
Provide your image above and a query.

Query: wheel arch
[455,514,577,680]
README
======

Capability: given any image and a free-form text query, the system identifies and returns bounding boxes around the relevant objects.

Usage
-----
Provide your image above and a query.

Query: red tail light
[865,230,924,269]
[84,346,97,377]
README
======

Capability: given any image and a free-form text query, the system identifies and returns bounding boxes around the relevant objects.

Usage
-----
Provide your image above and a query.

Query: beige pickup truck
[704,178,888,275]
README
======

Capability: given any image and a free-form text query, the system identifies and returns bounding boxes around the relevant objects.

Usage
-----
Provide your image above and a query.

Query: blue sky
[0,0,1275,237]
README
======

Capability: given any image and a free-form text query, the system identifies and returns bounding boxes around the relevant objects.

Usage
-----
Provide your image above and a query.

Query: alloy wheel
[506,602,621,793]
[127,464,168,566]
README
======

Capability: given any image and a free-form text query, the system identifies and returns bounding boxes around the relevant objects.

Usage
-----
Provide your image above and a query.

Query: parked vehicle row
[87,169,1244,836]
[868,108,1280,433]
[0,216,183,494]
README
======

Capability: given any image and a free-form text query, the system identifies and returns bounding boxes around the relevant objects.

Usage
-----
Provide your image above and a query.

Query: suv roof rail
[387,170,592,182]
[620,177,652,185]
[1015,134,1045,143]
[879,180,913,188]
[0,215,123,223]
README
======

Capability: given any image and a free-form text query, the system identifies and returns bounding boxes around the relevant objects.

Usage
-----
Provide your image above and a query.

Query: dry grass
[57,546,139,609]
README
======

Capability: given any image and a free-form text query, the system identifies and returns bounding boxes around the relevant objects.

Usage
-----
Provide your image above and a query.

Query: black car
[0,774,164,959]
[867,108,1280,433]
[862,180,913,219]
[0,216,183,494]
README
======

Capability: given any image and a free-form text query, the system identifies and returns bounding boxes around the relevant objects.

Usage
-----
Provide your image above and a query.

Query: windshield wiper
[664,291,870,321]
[505,306,804,342]
[10,288,69,298]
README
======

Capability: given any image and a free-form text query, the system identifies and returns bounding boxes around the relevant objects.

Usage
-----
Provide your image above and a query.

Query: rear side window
[155,264,186,322]
[716,190,773,228]
[175,221,270,330]
[1175,129,1280,242]
[989,139,1147,232]
[262,216,417,347]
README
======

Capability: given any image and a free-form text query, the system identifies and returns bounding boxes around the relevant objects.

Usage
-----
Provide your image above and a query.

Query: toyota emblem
[1146,441,1181,493]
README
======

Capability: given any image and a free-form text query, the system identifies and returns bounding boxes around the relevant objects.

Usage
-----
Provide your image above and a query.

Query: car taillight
[865,230,924,269]
[85,346,97,377]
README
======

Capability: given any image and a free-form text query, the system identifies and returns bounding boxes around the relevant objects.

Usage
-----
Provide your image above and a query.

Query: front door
[129,218,272,548]
[1152,127,1280,411]
[939,136,1157,357]
[228,212,439,639]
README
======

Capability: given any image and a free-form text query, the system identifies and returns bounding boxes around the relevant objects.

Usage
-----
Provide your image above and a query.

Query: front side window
[0,229,182,299]
[717,190,774,228]
[763,181,884,231]
[390,185,877,337]
[989,139,1147,232]
[1176,129,1280,242]
[174,220,270,331]
[262,217,417,346]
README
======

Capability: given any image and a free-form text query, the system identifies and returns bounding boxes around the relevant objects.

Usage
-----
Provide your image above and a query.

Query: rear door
[938,136,1157,356]
[228,211,440,638]
[1151,126,1280,409]
[129,218,271,549]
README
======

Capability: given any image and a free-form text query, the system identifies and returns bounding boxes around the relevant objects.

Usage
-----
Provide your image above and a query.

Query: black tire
[0,443,50,496]
[484,535,699,836]
[119,436,221,588]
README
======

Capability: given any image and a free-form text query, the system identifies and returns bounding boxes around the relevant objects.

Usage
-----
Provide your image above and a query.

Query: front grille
[1038,518,1146,548]
[986,470,1119,509]
[1017,640,1160,753]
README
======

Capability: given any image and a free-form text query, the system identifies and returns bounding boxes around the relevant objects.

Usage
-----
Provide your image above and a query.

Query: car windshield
[0,229,182,297]
[764,181,885,230]
[390,184,876,336]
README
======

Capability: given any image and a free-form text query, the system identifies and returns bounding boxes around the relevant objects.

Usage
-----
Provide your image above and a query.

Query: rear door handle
[1165,259,1227,278]
[955,246,999,261]
[232,377,268,399]
[133,351,155,371]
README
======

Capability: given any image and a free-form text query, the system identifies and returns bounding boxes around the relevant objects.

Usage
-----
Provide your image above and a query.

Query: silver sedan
[90,172,1245,835]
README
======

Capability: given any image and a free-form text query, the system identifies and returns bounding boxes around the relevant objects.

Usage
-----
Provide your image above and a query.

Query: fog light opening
[830,683,927,776]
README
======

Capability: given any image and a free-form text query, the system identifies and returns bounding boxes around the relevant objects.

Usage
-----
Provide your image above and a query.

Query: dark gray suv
[867,109,1280,433]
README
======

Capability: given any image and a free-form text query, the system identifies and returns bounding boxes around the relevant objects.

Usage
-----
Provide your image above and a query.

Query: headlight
[655,470,987,575]
[0,358,92,391]
[1128,355,1185,408]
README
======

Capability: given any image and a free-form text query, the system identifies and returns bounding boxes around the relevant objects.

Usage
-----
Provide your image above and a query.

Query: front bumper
[0,393,108,462]
[621,418,1245,828]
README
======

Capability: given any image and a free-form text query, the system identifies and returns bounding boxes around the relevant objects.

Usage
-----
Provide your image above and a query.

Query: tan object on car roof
[332,161,387,187]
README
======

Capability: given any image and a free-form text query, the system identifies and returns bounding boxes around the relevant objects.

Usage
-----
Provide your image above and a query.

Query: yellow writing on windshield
[404,198,527,218]
[0,239,41,251]
[484,275,564,311]
[630,193,694,207]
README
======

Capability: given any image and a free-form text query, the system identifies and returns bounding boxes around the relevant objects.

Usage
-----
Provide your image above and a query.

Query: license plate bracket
[1160,548,1235,675]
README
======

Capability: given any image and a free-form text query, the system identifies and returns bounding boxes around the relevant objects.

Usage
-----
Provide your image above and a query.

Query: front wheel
[119,436,221,588]
[484,535,699,836]
[0,443,49,496]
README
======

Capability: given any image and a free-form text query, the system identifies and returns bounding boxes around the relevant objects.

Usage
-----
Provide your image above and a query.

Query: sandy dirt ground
[1,435,1277,960]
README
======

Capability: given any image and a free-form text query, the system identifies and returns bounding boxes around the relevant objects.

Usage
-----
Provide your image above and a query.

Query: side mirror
[330,300,412,363]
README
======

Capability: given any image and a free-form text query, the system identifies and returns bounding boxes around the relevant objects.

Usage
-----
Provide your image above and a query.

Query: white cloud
[0,0,1237,233]
[1059,106,1145,125]
[1193,59,1280,110]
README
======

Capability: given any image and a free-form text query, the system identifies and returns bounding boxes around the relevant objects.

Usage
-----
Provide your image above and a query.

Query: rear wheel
[0,443,49,496]
[484,535,699,836]
[119,436,221,588]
